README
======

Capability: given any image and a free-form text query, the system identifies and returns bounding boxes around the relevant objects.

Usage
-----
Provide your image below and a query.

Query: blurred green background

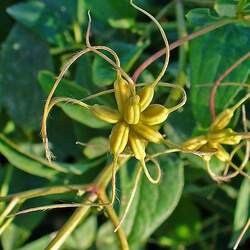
[0,0,250,249]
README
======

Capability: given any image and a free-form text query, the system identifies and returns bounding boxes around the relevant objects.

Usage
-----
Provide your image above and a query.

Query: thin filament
[114,166,142,232]
[130,0,170,87]
[141,158,161,184]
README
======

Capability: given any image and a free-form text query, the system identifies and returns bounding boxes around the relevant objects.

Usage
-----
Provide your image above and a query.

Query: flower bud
[129,130,146,160]
[124,95,140,124]
[90,104,121,123]
[110,122,129,154]
[114,75,131,114]
[141,104,169,125]
[138,85,154,111]
[132,123,163,144]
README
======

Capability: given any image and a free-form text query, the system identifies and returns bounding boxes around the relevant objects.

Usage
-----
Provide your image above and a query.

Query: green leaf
[96,222,119,250]
[39,70,89,99]
[215,0,237,17]
[60,103,108,128]
[122,158,184,247]
[157,197,201,247]
[85,0,135,24]
[83,137,109,159]
[186,8,221,26]
[7,0,83,45]
[190,24,250,127]
[92,42,148,86]
[0,134,64,179]
[0,24,52,129]
[17,216,97,250]
[230,176,250,246]
[38,70,108,128]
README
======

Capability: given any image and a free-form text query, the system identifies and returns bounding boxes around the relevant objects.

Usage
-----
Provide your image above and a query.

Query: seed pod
[129,130,146,160]
[110,122,129,154]
[210,109,234,131]
[213,144,230,162]
[140,104,169,125]
[208,128,242,145]
[114,75,131,114]
[90,104,121,123]
[132,123,163,144]
[124,95,140,124]
[181,136,207,151]
[138,85,154,111]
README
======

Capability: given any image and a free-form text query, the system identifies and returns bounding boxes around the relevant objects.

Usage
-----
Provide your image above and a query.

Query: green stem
[45,156,129,250]
[0,197,19,226]
[98,191,129,250]
[45,194,96,250]
[0,184,88,202]
[0,164,13,198]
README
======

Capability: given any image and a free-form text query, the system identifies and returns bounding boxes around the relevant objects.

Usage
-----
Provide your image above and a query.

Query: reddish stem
[132,19,233,82]
[209,52,250,121]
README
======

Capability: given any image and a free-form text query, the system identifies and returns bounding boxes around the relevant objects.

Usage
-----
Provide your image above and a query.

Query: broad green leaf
[215,0,237,17]
[85,0,135,24]
[0,134,64,179]
[83,137,109,159]
[186,8,221,26]
[190,24,250,127]
[7,0,85,45]
[39,70,89,99]
[122,158,184,248]
[0,24,52,129]
[60,103,108,128]
[38,70,108,128]
[230,176,250,246]
[17,216,97,250]
[92,42,148,86]
[157,197,201,247]
[96,222,119,250]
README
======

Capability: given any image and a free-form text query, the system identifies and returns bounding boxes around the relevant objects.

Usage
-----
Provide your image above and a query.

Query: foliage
[0,0,250,250]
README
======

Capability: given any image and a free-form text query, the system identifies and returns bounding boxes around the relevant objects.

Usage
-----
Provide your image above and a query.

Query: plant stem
[0,197,19,226]
[45,193,96,250]
[98,191,129,250]
[0,164,13,198]
[132,19,234,82]
[0,185,88,202]
[45,156,129,250]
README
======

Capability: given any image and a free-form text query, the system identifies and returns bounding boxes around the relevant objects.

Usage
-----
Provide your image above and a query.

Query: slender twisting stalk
[130,0,170,87]
[114,166,142,232]
[209,51,250,121]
